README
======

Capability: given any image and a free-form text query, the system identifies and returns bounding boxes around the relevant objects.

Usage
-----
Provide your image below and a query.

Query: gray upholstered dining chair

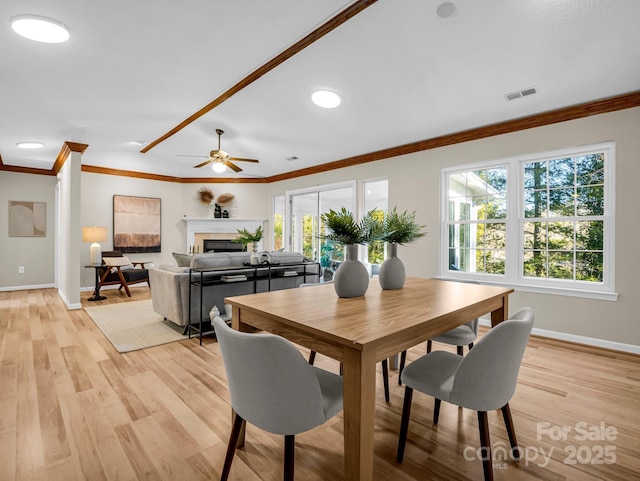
[301,282,392,402]
[213,317,343,481]
[396,307,534,481]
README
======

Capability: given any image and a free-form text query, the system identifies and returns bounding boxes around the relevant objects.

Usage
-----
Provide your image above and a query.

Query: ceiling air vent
[505,87,537,101]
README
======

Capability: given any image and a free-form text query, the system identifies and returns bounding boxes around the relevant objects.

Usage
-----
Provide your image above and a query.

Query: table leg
[490,294,509,327]
[88,267,106,301]
[342,347,376,481]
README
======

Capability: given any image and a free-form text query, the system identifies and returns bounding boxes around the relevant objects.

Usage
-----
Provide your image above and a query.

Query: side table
[85,265,107,301]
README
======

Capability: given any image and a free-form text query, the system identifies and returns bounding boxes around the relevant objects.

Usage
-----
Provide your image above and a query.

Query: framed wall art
[8,201,46,237]
[113,195,161,253]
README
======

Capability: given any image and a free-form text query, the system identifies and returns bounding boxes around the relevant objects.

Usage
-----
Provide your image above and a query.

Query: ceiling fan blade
[194,159,213,168]
[229,157,259,163]
[224,160,243,172]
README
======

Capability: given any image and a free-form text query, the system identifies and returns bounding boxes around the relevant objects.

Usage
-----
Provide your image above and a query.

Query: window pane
[524,161,547,189]
[576,153,604,185]
[524,222,546,249]
[548,157,574,188]
[524,190,547,218]
[548,188,574,217]
[272,195,285,251]
[472,196,486,220]
[488,194,507,219]
[523,250,547,278]
[576,220,603,250]
[576,186,604,215]
[484,223,506,249]
[485,249,505,274]
[548,251,574,279]
[548,221,574,250]
[576,252,603,282]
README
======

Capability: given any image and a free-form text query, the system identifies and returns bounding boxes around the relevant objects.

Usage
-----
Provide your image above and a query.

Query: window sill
[436,276,619,301]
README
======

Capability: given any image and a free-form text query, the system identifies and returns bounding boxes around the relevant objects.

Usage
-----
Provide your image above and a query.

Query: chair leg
[426,340,432,353]
[221,413,245,481]
[457,345,464,356]
[433,398,441,425]
[501,403,520,460]
[381,359,390,402]
[397,386,413,462]
[398,350,407,385]
[468,342,474,350]
[477,411,494,481]
[308,350,316,365]
[284,435,295,481]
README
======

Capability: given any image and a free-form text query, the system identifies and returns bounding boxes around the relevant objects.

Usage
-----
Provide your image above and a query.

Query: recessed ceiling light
[17,141,44,149]
[211,162,227,173]
[437,2,457,18]
[312,90,341,109]
[10,14,70,43]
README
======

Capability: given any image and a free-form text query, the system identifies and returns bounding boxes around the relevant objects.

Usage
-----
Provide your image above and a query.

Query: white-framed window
[441,141,616,300]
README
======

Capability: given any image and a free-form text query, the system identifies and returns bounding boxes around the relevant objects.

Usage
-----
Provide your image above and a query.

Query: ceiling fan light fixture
[211,161,227,173]
[312,90,341,108]
[10,14,70,43]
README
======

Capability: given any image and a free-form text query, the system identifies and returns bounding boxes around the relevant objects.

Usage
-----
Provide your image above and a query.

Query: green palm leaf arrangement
[320,207,382,245]
[381,208,427,245]
[234,226,264,246]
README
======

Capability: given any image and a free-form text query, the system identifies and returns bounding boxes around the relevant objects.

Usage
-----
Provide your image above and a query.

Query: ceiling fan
[181,128,259,173]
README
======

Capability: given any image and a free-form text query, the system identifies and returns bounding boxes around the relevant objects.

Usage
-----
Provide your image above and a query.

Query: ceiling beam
[141,0,379,154]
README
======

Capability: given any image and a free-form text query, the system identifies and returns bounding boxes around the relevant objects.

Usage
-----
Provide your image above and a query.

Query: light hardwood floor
[1,287,639,480]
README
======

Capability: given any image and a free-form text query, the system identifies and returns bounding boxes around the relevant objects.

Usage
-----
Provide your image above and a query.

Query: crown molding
[52,141,89,175]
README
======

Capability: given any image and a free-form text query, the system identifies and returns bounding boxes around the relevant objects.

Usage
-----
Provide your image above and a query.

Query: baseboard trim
[479,319,640,354]
[0,283,55,292]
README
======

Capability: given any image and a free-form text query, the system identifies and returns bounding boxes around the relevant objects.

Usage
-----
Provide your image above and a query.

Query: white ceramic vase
[333,244,369,298]
[378,242,406,290]
[250,242,260,265]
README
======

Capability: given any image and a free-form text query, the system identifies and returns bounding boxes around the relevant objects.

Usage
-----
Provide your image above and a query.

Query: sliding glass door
[286,181,356,275]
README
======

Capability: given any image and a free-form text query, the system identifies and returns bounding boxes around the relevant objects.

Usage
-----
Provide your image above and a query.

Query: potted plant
[235,226,264,265]
[320,207,382,297]
[378,207,427,289]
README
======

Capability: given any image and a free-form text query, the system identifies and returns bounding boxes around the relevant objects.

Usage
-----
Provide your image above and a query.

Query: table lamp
[82,226,108,265]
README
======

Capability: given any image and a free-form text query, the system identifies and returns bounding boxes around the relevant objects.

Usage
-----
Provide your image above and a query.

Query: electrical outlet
[18,266,25,273]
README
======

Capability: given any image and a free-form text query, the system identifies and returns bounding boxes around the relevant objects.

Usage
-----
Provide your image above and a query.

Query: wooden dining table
[225,276,514,481]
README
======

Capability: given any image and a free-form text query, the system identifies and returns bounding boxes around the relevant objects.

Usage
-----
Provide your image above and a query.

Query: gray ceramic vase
[378,242,406,289]
[333,244,369,298]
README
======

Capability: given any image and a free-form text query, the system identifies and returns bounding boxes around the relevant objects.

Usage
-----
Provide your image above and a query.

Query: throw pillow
[172,252,192,267]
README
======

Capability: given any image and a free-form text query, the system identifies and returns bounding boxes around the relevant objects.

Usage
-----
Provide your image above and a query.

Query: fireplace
[182,218,266,253]
[203,239,246,253]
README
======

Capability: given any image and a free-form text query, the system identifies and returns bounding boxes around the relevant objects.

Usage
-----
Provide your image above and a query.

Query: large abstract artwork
[8,201,46,237]
[113,195,161,253]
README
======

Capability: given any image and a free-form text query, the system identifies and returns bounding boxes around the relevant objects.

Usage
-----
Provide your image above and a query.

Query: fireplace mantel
[182,218,266,252]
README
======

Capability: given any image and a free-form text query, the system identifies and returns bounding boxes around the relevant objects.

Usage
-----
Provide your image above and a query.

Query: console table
[187,261,319,344]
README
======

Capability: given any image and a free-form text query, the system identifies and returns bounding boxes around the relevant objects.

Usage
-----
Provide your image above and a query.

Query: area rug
[85,299,187,353]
